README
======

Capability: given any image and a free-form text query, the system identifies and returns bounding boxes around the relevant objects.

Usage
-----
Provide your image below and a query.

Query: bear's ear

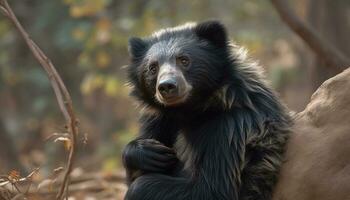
[194,20,228,48]
[128,37,148,59]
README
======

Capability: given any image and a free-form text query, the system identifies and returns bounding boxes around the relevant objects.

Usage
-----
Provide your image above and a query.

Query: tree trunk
[307,0,350,89]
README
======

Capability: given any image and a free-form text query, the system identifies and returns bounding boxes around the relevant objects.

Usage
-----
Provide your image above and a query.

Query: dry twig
[0,1,79,199]
[271,0,350,70]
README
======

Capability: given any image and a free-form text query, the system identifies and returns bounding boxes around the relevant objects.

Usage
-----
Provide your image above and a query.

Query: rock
[273,68,350,200]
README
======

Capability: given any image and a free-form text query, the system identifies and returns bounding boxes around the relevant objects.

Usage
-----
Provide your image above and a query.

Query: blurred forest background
[0,0,349,198]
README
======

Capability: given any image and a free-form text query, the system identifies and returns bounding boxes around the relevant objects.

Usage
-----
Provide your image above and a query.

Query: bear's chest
[174,131,195,171]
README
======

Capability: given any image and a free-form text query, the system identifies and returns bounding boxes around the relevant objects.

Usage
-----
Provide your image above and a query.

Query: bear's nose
[158,79,178,97]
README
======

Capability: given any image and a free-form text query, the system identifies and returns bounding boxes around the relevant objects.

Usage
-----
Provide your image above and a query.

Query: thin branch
[0,1,78,200]
[0,5,9,17]
[270,0,350,70]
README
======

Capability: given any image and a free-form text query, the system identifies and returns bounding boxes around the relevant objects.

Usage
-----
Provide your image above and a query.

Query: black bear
[122,20,291,200]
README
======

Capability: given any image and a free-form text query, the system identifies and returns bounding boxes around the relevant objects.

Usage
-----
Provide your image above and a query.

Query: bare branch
[270,0,350,70]
[0,5,9,17]
[0,1,78,199]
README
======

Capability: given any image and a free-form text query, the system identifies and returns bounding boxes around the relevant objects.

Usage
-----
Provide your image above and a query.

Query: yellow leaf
[102,159,117,173]
[70,6,85,18]
[96,30,111,44]
[81,76,93,95]
[81,74,105,95]
[54,137,72,151]
[78,53,92,67]
[94,75,105,87]
[96,17,112,43]
[96,17,111,30]
[72,27,86,41]
[105,77,119,97]
[69,0,106,18]
[96,51,111,68]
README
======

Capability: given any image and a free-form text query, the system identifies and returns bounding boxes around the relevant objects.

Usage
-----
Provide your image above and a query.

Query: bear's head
[127,21,233,110]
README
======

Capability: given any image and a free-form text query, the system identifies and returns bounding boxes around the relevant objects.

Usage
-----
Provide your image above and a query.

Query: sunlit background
[0,0,348,187]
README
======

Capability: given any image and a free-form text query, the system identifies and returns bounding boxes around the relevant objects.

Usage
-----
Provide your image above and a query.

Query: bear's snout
[158,79,178,98]
[155,63,192,106]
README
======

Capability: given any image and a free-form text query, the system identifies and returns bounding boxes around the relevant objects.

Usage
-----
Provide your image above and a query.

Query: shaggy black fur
[122,20,291,200]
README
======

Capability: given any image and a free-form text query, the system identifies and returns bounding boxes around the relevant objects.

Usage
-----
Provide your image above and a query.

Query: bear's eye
[178,56,190,68]
[148,62,158,75]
